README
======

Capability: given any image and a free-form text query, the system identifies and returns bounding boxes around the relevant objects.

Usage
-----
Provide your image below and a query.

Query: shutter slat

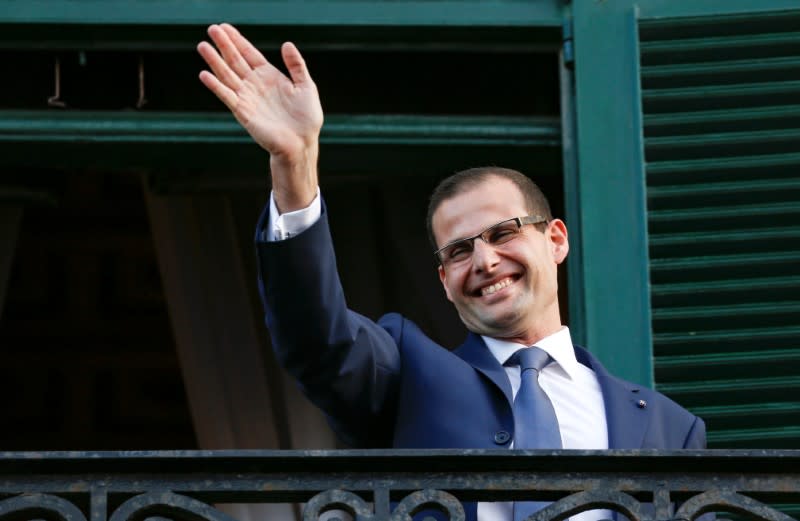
[698,403,800,441]
[645,105,800,136]
[652,275,800,306]
[649,202,800,222]
[656,351,800,381]
[645,128,800,161]
[653,301,800,321]
[653,306,799,336]
[648,178,800,198]
[654,325,800,348]
[640,32,800,53]
[642,80,800,112]
[647,151,800,179]
[639,31,800,65]
[708,426,800,447]
[649,226,800,252]
[658,375,800,394]
[651,251,800,272]
[642,57,800,91]
[652,274,800,294]
[691,402,800,419]
[638,11,800,39]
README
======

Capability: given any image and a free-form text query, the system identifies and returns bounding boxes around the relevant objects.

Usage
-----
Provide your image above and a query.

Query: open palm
[197,24,323,162]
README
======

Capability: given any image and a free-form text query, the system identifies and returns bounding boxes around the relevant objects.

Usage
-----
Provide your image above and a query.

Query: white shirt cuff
[266,187,322,241]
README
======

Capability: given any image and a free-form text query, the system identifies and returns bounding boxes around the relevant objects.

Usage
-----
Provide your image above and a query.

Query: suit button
[494,430,511,445]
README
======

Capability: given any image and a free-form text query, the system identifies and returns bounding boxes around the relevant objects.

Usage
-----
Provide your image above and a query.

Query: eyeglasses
[434,215,548,266]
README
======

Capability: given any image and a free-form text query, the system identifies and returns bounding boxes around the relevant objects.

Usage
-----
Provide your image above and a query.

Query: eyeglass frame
[434,215,549,266]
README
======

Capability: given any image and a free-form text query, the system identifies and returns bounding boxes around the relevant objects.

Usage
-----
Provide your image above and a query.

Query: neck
[494,324,565,346]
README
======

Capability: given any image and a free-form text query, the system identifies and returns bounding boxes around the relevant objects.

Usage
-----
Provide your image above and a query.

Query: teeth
[481,277,513,296]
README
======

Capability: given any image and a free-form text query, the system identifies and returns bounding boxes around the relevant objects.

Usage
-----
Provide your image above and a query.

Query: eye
[447,241,472,261]
[487,225,518,244]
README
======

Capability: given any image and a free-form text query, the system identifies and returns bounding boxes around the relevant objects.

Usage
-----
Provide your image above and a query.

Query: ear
[438,264,454,302]
[547,219,569,264]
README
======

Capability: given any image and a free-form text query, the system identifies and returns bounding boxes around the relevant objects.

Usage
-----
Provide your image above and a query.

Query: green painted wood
[0,0,562,27]
[652,301,800,321]
[649,202,800,223]
[651,275,800,298]
[645,106,800,138]
[573,0,800,451]
[646,128,800,152]
[650,251,800,273]
[647,151,800,176]
[656,351,800,374]
[658,375,800,396]
[0,110,562,176]
[0,24,559,52]
[648,178,800,198]
[691,402,800,419]
[560,48,587,348]
[635,3,799,29]
[642,56,800,83]
[639,31,800,54]
[708,426,800,447]
[653,325,800,347]
[642,81,800,111]
[641,5,800,456]
[0,0,562,51]
[0,111,559,146]
[649,227,800,249]
[571,0,653,387]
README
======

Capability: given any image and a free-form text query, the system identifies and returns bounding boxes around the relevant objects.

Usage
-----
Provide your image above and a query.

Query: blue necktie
[508,347,562,521]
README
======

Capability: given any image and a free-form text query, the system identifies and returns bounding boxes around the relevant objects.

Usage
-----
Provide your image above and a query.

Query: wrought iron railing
[0,450,797,521]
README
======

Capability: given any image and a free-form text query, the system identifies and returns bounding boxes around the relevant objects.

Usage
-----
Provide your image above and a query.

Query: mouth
[477,276,518,297]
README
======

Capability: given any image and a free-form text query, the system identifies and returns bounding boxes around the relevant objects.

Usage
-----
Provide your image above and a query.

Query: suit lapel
[455,333,514,406]
[454,338,650,447]
[574,346,650,449]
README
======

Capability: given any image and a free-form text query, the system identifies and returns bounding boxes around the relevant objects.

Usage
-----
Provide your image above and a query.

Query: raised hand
[197,23,323,211]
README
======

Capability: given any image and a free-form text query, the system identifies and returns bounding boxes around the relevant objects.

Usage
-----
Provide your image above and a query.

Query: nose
[471,238,500,273]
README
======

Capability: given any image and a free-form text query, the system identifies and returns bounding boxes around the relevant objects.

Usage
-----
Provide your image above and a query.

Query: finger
[281,42,313,86]
[198,69,239,112]
[220,23,269,69]
[207,23,252,79]
[197,40,244,92]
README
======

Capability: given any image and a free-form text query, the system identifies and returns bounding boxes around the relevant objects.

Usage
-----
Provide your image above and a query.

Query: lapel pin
[637,399,647,409]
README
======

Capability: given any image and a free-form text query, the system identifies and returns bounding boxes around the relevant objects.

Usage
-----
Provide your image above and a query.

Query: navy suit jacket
[256,207,706,518]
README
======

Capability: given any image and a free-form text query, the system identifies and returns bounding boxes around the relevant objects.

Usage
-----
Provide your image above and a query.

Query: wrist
[270,144,319,213]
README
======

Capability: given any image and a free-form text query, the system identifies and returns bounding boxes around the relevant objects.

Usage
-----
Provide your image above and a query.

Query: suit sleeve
[255,203,401,447]
[683,415,707,449]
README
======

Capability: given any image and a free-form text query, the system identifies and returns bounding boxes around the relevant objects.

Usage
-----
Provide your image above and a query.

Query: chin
[465,310,525,338]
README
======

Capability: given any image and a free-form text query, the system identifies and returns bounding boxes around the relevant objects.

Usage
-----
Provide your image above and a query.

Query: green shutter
[639,11,800,448]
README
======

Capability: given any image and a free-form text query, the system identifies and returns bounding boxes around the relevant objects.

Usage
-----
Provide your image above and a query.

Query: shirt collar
[482,326,579,381]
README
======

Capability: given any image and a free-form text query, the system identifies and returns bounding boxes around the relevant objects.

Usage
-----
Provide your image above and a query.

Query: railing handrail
[0,450,797,521]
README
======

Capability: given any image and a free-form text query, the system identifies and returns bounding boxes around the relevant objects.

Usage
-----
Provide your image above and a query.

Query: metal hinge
[562,16,575,69]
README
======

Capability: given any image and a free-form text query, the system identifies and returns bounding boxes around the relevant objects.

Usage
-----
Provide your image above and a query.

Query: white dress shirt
[482,328,608,450]
[481,328,611,521]
[266,190,613,521]
[265,188,322,241]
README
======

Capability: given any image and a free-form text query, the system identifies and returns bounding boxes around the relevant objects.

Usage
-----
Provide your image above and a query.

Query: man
[197,22,706,521]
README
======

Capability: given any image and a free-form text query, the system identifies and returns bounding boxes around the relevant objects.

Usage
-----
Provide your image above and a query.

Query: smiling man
[198,22,706,521]
[430,169,567,344]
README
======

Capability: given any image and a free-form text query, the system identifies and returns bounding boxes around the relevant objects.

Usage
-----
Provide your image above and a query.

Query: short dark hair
[426,166,553,250]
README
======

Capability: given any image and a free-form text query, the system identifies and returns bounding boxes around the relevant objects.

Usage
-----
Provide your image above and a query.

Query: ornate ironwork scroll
[109,491,240,521]
[0,493,88,521]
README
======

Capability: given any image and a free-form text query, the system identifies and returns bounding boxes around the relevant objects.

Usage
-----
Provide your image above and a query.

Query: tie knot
[508,346,551,372]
